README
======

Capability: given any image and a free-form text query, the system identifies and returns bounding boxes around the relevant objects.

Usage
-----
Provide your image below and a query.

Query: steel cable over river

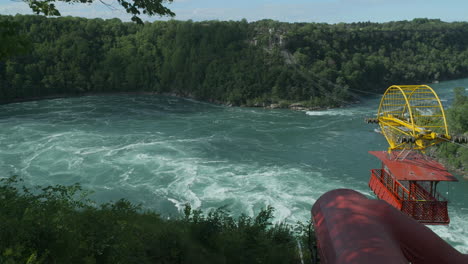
[1,78,467,253]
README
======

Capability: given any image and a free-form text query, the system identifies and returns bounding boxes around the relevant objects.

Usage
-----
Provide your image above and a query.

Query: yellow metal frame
[377,85,450,152]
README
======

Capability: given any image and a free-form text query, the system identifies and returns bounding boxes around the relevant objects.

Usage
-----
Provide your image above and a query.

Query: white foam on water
[179,163,341,224]
[306,109,351,116]
[76,146,112,155]
[119,168,134,182]
[305,106,374,118]
[166,175,202,210]
[104,147,334,225]
[429,209,468,253]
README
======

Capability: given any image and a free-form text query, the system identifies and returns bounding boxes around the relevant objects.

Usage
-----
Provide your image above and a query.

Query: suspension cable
[438,136,468,150]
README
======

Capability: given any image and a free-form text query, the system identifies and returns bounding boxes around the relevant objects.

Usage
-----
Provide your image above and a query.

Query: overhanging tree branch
[22,0,175,24]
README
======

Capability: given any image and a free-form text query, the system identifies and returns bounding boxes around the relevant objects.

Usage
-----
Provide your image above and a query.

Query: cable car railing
[370,169,449,224]
[370,169,447,203]
[371,169,411,201]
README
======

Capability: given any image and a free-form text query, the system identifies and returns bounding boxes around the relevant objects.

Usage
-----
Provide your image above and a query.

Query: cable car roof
[369,151,458,182]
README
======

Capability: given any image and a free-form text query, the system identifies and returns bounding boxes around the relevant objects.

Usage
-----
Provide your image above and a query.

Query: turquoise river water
[1,79,467,253]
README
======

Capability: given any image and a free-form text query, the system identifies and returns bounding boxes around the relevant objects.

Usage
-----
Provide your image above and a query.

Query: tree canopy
[0,1,174,60]
[0,20,29,60]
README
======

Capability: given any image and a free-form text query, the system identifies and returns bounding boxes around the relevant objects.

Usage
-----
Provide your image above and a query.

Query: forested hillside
[2,16,468,108]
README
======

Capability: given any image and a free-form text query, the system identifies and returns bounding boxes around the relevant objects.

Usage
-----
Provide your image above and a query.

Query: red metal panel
[311,189,468,264]
[401,201,449,224]
[369,169,450,224]
[369,171,402,209]
[369,151,457,181]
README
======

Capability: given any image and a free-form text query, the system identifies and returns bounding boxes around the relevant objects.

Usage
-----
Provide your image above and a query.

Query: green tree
[0,20,30,60]
[448,87,468,134]
[1,0,174,60]
[435,87,468,172]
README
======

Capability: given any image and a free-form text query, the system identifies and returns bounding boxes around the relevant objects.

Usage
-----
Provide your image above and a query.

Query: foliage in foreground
[25,0,174,24]
[0,176,306,264]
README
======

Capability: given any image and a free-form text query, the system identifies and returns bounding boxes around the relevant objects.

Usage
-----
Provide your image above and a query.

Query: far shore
[0,91,349,111]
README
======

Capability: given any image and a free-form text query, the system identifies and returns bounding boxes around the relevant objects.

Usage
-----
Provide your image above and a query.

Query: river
[0,79,467,253]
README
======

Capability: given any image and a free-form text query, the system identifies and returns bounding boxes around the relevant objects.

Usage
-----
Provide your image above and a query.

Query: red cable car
[366,85,459,225]
[368,150,457,224]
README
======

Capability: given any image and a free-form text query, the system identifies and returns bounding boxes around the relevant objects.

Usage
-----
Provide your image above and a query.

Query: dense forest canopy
[2,15,468,108]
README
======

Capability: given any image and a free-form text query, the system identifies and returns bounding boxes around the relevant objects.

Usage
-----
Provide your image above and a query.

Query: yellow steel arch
[406,85,450,136]
[377,85,415,150]
[377,85,450,152]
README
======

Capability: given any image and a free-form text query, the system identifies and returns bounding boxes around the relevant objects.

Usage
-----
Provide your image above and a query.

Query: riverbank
[1,91,354,112]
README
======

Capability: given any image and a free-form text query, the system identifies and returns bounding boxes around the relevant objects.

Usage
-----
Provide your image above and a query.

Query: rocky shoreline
[244,101,360,111]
